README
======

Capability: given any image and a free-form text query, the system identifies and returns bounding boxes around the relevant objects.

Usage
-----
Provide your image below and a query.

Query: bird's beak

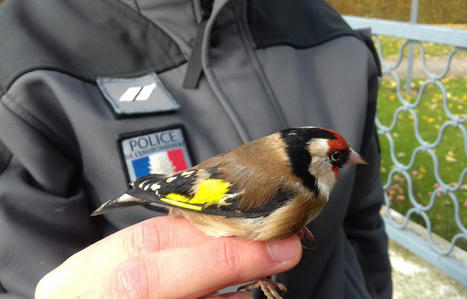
[346,148,368,165]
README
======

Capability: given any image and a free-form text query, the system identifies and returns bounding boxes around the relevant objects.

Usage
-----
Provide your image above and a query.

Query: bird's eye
[330,151,343,163]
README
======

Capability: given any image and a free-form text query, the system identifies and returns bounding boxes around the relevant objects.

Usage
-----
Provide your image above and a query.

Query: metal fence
[344,16,467,285]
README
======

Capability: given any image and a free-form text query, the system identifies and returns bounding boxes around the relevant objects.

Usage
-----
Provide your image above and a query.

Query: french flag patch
[120,126,192,181]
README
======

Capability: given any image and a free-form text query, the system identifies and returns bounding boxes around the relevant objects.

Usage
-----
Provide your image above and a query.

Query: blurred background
[328,0,467,298]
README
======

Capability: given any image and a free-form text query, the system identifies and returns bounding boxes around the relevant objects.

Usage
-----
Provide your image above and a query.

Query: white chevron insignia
[119,83,157,102]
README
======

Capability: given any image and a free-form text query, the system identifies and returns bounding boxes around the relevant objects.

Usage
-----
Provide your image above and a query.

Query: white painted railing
[344,16,467,286]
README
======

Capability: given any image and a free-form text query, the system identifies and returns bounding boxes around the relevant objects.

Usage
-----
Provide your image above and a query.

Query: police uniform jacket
[0,0,392,298]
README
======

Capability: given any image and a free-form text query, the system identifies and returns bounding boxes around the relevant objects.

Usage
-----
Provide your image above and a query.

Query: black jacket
[0,0,391,298]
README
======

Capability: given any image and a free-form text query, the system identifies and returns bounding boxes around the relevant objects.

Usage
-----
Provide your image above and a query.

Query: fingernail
[267,236,301,263]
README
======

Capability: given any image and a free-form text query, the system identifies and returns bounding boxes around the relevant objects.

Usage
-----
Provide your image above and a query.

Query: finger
[36,216,210,299]
[101,235,302,299]
[205,291,252,299]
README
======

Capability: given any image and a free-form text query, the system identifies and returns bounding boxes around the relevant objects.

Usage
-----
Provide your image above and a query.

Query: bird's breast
[243,192,325,240]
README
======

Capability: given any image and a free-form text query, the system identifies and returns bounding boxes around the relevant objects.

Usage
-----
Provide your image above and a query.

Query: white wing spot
[166,176,177,183]
[139,180,149,188]
[181,170,195,177]
[151,184,161,191]
[116,194,139,203]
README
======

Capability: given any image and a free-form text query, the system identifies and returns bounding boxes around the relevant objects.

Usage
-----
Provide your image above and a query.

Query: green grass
[374,25,467,58]
[375,36,466,58]
[377,76,467,251]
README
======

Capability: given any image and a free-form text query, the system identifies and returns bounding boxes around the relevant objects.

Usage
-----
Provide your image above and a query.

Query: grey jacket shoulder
[0,0,185,96]
[0,0,380,94]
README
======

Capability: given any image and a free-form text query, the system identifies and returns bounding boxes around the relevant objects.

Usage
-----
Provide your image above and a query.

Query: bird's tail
[91,173,170,216]
[90,194,152,216]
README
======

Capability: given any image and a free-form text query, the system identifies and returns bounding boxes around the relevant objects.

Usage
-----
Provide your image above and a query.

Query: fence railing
[344,16,467,285]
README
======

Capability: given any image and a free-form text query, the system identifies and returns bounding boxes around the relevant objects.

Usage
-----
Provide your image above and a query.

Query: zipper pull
[183,0,213,89]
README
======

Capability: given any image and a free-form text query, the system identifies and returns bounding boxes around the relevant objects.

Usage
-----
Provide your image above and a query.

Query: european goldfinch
[92,127,366,299]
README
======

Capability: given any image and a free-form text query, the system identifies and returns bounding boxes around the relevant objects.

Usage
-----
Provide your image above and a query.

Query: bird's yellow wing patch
[160,179,232,211]
[191,179,231,204]
[160,196,202,211]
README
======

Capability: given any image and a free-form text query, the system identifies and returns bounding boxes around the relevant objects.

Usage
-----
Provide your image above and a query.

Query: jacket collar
[120,0,210,57]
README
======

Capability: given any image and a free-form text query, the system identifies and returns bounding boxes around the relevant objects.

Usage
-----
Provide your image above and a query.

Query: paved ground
[389,240,467,298]
[383,56,467,78]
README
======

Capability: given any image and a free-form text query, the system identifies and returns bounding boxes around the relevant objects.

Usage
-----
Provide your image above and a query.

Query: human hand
[35,216,302,299]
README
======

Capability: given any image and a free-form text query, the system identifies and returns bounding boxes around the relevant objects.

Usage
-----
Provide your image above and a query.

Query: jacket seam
[201,0,251,143]
[0,57,186,99]
[0,0,187,97]
[0,143,13,175]
[344,258,374,299]
[191,0,203,25]
[101,0,191,61]
[254,32,358,50]
[0,92,79,163]
[348,241,378,298]
[231,1,288,129]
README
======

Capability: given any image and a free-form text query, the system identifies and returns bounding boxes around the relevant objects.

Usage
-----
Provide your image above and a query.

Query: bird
[92,126,367,299]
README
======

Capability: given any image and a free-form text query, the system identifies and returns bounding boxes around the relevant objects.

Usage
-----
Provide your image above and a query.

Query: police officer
[0,0,392,298]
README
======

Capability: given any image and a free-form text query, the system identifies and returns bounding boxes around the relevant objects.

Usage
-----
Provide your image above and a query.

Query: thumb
[99,235,302,299]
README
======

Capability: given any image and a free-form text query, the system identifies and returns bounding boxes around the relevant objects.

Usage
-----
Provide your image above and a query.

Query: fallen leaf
[445,156,457,162]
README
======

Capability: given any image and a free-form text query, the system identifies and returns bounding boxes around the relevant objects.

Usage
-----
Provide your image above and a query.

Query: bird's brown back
[196,133,306,212]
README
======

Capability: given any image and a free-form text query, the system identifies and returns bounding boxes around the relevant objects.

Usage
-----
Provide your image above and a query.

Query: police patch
[119,126,193,182]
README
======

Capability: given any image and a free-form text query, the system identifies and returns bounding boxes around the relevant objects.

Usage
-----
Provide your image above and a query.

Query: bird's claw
[299,227,317,250]
[238,278,287,299]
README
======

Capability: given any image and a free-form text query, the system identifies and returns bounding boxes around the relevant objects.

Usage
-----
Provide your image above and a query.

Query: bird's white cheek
[309,158,337,199]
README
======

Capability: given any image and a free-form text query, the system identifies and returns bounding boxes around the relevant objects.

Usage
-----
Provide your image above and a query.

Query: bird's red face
[302,128,367,199]
[324,129,367,178]
[281,127,367,199]
[325,129,350,178]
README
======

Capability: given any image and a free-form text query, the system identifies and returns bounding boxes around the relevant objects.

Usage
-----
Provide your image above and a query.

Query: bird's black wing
[93,168,295,218]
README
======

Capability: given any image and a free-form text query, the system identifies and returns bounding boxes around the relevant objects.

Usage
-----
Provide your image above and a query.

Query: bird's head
[281,127,367,198]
